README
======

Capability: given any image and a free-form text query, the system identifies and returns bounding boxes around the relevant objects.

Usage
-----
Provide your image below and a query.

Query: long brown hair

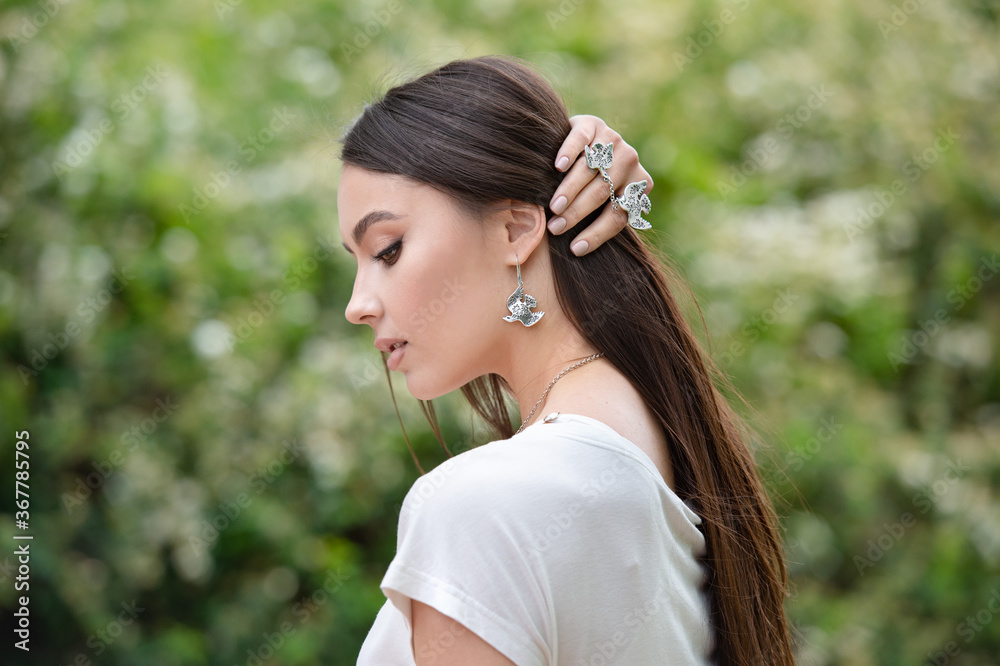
[339,55,794,665]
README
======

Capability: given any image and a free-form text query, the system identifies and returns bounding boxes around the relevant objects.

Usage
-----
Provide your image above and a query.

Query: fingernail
[556,155,569,170]
[548,217,566,234]
[570,239,589,256]
[551,195,567,214]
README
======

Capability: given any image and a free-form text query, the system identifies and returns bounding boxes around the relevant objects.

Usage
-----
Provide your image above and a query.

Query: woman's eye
[374,239,402,265]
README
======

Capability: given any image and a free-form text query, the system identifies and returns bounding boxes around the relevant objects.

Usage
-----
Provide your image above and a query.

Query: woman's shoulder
[399,427,587,518]
[399,414,681,530]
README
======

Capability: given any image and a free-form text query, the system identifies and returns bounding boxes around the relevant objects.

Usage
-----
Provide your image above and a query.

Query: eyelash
[373,239,402,266]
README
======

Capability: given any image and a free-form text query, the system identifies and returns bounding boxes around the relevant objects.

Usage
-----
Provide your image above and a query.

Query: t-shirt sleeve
[379,454,554,666]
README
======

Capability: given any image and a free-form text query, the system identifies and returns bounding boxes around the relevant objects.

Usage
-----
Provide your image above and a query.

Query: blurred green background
[1,0,998,664]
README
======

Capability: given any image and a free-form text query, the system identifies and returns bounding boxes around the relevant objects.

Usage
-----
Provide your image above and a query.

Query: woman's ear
[502,199,547,261]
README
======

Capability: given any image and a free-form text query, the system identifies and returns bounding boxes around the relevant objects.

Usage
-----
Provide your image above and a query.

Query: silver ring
[584,142,652,230]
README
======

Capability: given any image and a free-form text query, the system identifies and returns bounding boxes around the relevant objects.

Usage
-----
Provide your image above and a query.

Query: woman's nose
[344,277,380,325]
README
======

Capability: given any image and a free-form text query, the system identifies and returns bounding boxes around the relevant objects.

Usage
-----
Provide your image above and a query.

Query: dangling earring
[501,255,544,327]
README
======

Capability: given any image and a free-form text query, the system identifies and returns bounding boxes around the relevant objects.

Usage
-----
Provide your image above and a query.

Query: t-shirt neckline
[530,411,657,467]
[525,411,699,521]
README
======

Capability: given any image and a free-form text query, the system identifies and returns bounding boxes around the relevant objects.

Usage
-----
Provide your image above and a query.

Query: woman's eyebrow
[341,210,404,255]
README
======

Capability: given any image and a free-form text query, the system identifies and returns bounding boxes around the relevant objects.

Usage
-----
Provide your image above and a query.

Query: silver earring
[502,256,544,327]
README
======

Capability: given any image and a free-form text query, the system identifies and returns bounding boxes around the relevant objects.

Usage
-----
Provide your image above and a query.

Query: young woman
[339,55,794,665]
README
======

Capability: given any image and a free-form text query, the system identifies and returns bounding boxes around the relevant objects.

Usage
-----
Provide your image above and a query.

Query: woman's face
[338,165,511,400]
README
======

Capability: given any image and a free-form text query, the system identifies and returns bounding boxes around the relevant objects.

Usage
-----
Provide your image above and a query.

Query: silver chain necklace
[515,352,605,435]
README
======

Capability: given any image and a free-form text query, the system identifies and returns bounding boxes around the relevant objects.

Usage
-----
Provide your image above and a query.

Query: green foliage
[1,0,998,664]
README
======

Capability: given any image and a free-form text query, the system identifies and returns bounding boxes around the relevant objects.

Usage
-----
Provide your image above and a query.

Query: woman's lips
[387,341,407,370]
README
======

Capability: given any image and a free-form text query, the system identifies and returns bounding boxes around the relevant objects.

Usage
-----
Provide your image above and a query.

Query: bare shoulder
[411,600,517,665]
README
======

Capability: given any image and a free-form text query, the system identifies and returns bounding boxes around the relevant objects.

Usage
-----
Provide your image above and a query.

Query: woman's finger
[605,135,655,195]
[548,152,598,221]
[553,115,602,173]
[548,116,602,217]
[567,201,630,257]
[548,169,617,235]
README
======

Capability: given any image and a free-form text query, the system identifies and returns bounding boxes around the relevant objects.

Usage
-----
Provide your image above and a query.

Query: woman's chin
[405,375,458,402]
[403,376,434,401]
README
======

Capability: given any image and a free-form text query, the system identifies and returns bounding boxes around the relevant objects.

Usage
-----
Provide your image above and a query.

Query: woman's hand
[549,115,654,256]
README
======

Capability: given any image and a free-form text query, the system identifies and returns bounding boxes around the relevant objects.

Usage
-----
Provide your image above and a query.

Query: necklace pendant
[512,353,604,437]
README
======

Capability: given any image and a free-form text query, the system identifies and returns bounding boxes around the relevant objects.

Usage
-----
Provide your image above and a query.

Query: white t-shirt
[356,412,713,665]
